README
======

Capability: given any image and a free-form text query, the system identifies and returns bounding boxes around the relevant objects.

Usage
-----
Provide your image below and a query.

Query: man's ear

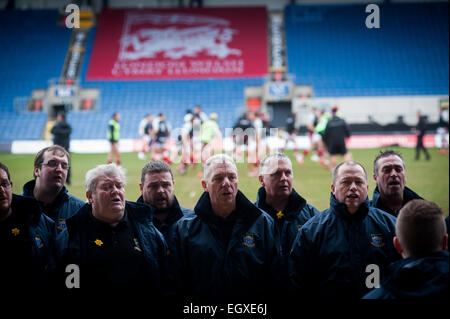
[139,183,143,193]
[331,183,335,195]
[258,175,264,186]
[201,180,207,192]
[34,166,40,178]
[442,234,448,251]
[373,173,378,184]
[86,190,93,204]
[393,236,403,255]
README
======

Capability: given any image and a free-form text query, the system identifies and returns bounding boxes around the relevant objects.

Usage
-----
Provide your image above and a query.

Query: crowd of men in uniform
[0,145,448,299]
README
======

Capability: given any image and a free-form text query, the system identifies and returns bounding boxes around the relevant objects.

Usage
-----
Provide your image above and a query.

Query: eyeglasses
[41,160,70,170]
[0,181,12,190]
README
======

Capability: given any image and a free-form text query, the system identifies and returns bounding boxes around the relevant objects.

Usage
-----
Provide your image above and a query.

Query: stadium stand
[285,2,449,97]
[0,10,71,142]
[0,2,448,143]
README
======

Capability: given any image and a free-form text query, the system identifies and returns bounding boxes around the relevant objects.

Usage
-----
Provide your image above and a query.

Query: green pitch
[0,147,448,215]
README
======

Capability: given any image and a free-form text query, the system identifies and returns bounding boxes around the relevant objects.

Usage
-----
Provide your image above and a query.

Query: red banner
[86,7,268,80]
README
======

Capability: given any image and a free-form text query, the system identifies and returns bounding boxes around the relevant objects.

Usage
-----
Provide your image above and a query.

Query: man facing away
[107,112,121,165]
[364,199,448,299]
[51,111,72,184]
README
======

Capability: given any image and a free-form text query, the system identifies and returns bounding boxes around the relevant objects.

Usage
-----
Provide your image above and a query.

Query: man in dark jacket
[322,106,352,170]
[413,110,431,161]
[59,163,170,292]
[170,154,278,297]
[1,162,57,291]
[22,146,84,234]
[255,153,319,287]
[289,160,400,298]
[363,199,448,298]
[51,112,72,184]
[371,150,422,217]
[137,160,193,239]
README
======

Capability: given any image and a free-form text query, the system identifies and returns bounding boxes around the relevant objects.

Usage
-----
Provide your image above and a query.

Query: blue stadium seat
[284,2,448,97]
[0,10,71,141]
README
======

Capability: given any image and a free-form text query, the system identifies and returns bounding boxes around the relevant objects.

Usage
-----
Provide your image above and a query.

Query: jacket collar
[256,186,306,219]
[329,192,370,220]
[372,185,422,213]
[195,190,261,225]
[11,194,43,225]
[22,179,69,206]
[136,194,184,225]
[70,200,153,229]
[383,250,449,297]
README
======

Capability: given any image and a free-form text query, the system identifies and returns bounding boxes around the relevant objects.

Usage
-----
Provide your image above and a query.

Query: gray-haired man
[255,153,319,291]
[60,163,170,291]
[170,154,279,296]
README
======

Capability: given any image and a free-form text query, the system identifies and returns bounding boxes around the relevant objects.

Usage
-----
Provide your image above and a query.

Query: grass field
[0,147,448,216]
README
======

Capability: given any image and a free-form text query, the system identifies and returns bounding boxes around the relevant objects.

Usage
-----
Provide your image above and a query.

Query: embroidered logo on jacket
[133,238,142,252]
[371,234,384,247]
[57,218,67,231]
[35,234,44,249]
[242,233,256,248]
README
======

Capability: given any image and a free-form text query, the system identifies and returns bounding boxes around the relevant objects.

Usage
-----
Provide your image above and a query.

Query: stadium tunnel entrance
[244,80,314,132]
[266,101,292,128]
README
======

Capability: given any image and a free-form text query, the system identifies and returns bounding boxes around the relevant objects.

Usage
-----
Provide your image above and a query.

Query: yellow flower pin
[94,239,103,246]
[276,211,284,219]
[11,228,20,236]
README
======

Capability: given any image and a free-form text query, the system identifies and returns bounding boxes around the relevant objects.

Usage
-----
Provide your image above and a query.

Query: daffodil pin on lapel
[94,239,103,246]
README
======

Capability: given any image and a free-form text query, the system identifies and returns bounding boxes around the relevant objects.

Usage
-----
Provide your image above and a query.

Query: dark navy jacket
[170,190,279,297]
[289,194,401,298]
[22,180,85,233]
[370,186,422,217]
[363,251,449,299]
[1,194,57,289]
[446,216,449,252]
[255,187,319,256]
[136,194,194,240]
[59,201,170,293]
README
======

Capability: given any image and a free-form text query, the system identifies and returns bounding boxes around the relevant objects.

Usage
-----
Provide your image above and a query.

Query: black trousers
[415,136,430,160]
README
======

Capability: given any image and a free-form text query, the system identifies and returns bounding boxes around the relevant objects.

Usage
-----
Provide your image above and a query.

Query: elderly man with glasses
[22,145,84,233]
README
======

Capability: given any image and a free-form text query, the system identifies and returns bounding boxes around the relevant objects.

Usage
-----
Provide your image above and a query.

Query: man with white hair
[170,154,279,296]
[59,164,170,292]
[256,153,319,288]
